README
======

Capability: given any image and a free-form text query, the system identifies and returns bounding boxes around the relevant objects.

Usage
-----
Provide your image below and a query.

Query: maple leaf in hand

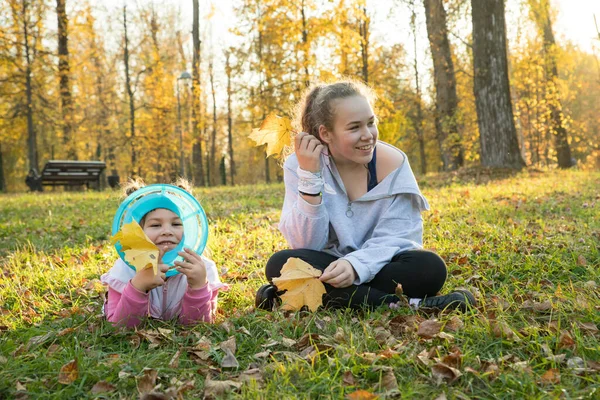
[272,258,326,312]
[248,112,293,158]
[111,220,159,275]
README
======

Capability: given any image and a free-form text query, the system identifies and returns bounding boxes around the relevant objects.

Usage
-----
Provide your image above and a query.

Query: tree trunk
[219,156,226,185]
[300,0,310,87]
[56,0,76,159]
[123,5,137,175]
[192,0,205,185]
[22,0,38,172]
[209,61,217,186]
[225,52,235,185]
[531,1,572,168]
[358,5,369,83]
[423,0,463,171]
[410,3,427,174]
[471,0,525,169]
[0,143,5,192]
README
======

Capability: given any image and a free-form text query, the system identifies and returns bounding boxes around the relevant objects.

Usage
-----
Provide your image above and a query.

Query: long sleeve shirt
[100,257,225,327]
[279,142,430,285]
[104,280,218,328]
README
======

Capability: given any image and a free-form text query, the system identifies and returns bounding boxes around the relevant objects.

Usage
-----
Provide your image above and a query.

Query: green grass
[0,171,599,399]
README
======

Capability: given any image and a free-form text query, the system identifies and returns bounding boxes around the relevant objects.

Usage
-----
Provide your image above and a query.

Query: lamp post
[177,71,192,178]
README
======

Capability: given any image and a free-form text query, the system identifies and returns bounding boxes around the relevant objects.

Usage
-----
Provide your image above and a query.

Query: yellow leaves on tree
[248,112,293,158]
[111,221,159,275]
[272,258,326,312]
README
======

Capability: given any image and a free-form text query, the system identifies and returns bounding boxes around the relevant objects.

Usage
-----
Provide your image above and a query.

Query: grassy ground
[0,170,598,399]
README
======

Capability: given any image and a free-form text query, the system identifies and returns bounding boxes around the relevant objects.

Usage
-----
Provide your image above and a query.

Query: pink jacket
[101,258,225,328]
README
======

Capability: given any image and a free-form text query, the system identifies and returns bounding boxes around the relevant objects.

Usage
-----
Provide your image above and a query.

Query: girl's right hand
[130,246,170,293]
[295,132,324,173]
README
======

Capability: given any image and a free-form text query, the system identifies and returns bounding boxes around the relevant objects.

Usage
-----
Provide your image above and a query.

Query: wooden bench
[26,160,106,191]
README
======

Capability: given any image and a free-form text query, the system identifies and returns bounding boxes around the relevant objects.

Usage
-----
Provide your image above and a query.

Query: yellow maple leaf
[111,221,159,275]
[272,258,326,312]
[248,112,293,158]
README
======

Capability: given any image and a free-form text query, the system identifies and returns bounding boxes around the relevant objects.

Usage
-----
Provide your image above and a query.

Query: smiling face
[319,95,378,166]
[141,208,183,251]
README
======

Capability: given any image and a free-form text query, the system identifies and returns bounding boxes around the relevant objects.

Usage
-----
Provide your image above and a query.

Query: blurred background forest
[0,0,599,192]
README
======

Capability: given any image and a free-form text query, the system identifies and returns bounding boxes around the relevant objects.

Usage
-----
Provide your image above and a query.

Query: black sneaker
[419,290,476,312]
[255,284,278,310]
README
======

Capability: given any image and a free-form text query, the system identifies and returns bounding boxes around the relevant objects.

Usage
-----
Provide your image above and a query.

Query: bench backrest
[41,160,106,184]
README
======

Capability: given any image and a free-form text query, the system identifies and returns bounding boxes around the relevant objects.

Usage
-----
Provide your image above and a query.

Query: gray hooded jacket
[279,141,430,285]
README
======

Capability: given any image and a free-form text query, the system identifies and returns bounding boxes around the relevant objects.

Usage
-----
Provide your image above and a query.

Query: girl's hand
[320,259,357,288]
[175,248,207,289]
[131,246,170,293]
[295,132,324,173]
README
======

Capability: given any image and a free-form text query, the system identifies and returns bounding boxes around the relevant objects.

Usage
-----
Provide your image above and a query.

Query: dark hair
[295,79,376,142]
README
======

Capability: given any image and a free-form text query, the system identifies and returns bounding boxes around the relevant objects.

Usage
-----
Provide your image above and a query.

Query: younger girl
[256,80,475,311]
[101,179,224,327]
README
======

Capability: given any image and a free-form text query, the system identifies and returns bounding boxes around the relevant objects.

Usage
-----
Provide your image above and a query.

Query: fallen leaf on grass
[583,280,597,289]
[558,331,576,349]
[342,370,357,386]
[58,359,78,384]
[248,113,293,158]
[57,328,75,337]
[262,339,279,348]
[440,349,462,369]
[334,327,346,343]
[374,327,393,345]
[272,258,326,311]
[297,333,320,349]
[137,368,158,395]
[444,316,464,332]
[490,320,517,340]
[417,348,438,366]
[577,322,599,335]
[346,389,379,400]
[46,344,62,356]
[431,363,462,384]
[203,375,242,398]
[253,350,271,359]
[521,300,553,313]
[237,368,264,385]
[281,337,296,347]
[376,368,398,392]
[220,336,236,354]
[540,368,560,384]
[91,381,116,394]
[27,332,53,350]
[577,255,587,266]
[377,348,399,359]
[417,319,442,339]
[169,350,181,368]
[221,348,240,369]
[389,315,425,335]
[481,362,500,380]
[16,381,26,391]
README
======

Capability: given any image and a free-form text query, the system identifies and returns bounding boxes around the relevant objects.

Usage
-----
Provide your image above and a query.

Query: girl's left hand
[320,259,357,288]
[174,248,207,289]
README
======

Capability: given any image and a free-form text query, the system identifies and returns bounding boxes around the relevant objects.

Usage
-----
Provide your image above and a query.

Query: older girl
[256,80,474,311]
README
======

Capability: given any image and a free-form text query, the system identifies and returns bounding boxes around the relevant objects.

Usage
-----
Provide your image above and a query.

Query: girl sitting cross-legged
[256,80,475,312]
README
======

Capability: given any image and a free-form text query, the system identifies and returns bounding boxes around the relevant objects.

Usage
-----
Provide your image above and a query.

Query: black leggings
[265,249,447,310]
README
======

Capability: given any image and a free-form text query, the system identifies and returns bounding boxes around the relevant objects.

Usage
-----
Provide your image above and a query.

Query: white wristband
[297,167,323,195]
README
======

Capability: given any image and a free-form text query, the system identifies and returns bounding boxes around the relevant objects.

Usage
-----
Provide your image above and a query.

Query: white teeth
[356,144,372,150]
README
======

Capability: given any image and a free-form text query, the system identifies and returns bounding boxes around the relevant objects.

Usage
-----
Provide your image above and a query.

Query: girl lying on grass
[256,79,475,312]
[101,178,224,327]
